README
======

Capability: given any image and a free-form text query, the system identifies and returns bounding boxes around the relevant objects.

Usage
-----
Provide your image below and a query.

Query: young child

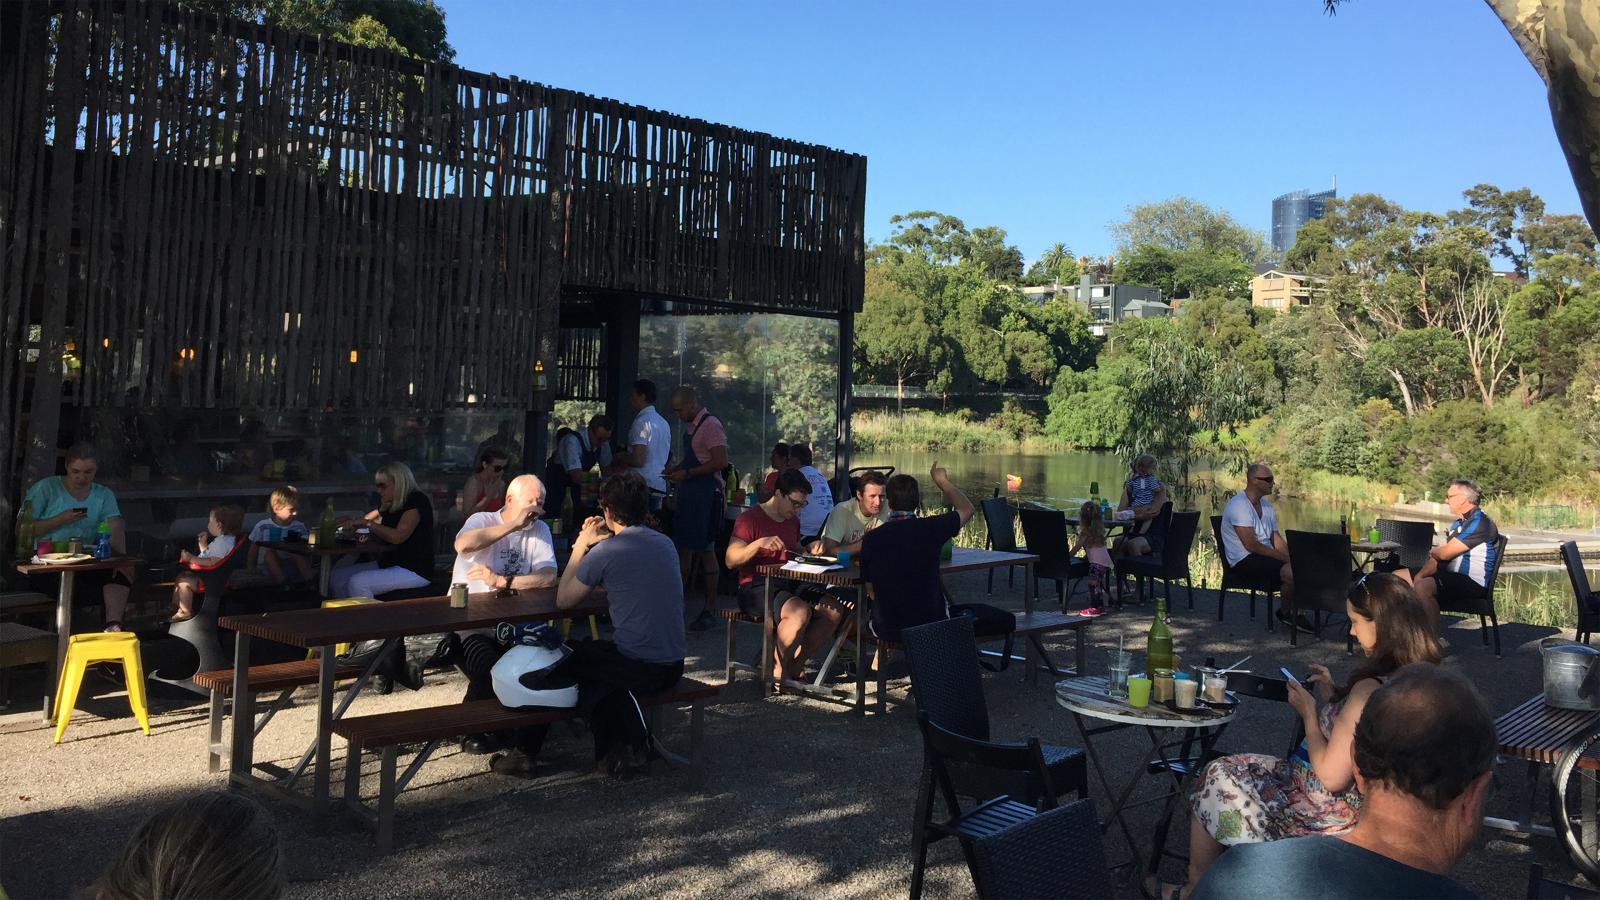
[170,504,245,622]
[1069,500,1113,616]
[245,486,313,585]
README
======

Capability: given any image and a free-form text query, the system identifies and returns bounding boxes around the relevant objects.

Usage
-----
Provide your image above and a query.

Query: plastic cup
[1202,670,1229,704]
[52,540,68,553]
[1106,649,1132,699]
[1174,673,1199,709]
[1127,675,1151,708]
[36,539,53,557]
[837,550,852,569]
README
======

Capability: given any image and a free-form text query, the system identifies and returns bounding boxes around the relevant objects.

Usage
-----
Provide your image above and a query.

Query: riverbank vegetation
[855,188,1600,522]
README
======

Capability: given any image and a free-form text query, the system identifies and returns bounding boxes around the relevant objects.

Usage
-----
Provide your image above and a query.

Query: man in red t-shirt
[725,468,838,682]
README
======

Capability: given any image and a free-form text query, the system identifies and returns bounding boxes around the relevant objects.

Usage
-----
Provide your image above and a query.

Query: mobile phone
[73,507,89,514]
[1279,666,1301,686]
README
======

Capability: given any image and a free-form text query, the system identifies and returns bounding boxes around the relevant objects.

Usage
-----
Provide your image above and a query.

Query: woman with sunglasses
[1150,573,1442,899]
[460,447,510,517]
[330,461,436,599]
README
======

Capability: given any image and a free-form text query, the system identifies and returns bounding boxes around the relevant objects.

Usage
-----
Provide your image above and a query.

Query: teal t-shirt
[24,477,123,544]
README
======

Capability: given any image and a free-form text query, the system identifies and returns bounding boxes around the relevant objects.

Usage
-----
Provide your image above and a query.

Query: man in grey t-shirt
[508,471,686,778]
[1188,665,1492,900]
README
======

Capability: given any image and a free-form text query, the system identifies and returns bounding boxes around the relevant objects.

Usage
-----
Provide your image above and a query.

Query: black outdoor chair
[152,536,253,692]
[1209,515,1280,623]
[1376,518,1435,574]
[968,798,1114,900]
[1528,863,1600,899]
[1018,507,1088,609]
[910,712,1058,900]
[1561,542,1600,645]
[1432,534,1510,657]
[1286,529,1356,650]
[980,495,1029,596]
[1114,505,1199,610]
[901,616,1086,805]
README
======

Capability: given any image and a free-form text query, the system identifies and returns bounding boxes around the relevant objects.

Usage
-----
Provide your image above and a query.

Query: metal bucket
[1542,638,1600,710]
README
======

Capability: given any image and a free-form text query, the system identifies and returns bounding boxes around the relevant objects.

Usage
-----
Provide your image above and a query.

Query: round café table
[1055,675,1236,881]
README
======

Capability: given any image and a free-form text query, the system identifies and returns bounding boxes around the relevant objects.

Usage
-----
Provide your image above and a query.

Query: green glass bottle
[14,500,35,559]
[319,499,336,545]
[1145,595,1174,679]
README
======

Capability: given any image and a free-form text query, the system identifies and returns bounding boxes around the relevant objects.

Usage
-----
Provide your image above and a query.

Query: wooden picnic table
[1487,692,1600,879]
[256,537,393,597]
[754,547,1040,714]
[218,588,606,821]
[14,555,145,724]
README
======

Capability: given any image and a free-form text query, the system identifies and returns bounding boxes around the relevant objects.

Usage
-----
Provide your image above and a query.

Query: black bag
[949,602,1016,672]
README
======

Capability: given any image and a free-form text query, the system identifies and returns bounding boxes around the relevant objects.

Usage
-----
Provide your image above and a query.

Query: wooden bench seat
[333,677,720,852]
[0,591,54,615]
[194,659,360,773]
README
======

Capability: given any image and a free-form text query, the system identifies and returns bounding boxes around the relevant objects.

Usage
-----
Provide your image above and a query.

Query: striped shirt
[1445,508,1500,586]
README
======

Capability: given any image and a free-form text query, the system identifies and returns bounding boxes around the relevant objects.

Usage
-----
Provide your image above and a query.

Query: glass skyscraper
[1272,187,1337,254]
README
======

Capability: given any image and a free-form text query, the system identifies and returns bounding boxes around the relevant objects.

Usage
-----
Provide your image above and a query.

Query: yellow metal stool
[54,632,150,743]
[552,616,600,640]
[308,597,382,659]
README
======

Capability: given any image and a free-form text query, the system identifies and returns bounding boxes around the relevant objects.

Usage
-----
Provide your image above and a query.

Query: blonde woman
[330,461,436,598]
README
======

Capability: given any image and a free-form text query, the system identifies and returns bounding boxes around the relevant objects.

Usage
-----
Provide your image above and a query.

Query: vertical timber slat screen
[0,0,866,493]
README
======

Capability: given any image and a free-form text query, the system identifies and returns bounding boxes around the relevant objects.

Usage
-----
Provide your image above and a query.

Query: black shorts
[1232,553,1284,587]
[1433,570,1486,605]
[736,576,826,617]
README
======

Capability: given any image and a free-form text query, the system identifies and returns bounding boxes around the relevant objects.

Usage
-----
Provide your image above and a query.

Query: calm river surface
[851,448,1591,627]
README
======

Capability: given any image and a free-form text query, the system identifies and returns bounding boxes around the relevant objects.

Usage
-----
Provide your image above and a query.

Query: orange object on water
[1004,474,1023,492]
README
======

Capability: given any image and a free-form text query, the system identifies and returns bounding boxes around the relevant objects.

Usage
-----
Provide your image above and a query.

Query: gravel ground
[0,574,1587,899]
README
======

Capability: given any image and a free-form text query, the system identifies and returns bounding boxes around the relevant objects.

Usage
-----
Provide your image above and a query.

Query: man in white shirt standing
[1219,462,1303,632]
[452,474,559,594]
[787,442,835,542]
[626,379,671,502]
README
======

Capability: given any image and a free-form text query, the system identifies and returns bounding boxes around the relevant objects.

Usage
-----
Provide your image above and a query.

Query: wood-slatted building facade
[0,0,866,515]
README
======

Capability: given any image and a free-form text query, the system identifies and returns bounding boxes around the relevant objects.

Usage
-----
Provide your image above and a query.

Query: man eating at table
[499,472,686,778]
[451,474,558,594]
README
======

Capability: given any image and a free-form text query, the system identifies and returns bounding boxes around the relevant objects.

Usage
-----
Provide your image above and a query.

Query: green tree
[182,0,454,60]
[1110,196,1272,265]
[1451,184,1545,276]
[856,267,943,410]
[1025,242,1078,286]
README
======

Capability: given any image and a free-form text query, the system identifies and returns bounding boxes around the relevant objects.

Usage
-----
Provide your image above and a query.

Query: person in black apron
[666,386,727,631]
[543,415,614,529]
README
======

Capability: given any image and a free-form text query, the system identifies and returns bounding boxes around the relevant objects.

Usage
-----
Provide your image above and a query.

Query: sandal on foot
[1077,607,1105,617]
[166,610,196,624]
[102,620,124,632]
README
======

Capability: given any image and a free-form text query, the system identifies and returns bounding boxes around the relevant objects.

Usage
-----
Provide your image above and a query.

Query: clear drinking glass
[1107,649,1132,699]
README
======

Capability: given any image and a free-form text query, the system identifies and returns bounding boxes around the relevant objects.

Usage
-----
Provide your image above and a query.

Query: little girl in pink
[1069,501,1113,615]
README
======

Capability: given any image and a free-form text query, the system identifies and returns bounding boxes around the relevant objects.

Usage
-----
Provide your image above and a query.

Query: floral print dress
[1190,696,1363,845]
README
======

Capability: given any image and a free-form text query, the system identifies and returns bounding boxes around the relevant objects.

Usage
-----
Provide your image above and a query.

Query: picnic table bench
[192,659,361,774]
[332,677,720,852]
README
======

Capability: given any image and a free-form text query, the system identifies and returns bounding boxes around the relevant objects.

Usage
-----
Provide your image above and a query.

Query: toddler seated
[170,504,244,622]
[245,486,312,585]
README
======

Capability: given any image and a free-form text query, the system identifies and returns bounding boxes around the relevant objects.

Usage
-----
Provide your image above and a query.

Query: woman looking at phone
[1148,573,1442,899]
[23,442,134,630]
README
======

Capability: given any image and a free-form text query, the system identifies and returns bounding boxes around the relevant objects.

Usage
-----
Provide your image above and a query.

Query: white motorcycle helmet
[490,623,578,709]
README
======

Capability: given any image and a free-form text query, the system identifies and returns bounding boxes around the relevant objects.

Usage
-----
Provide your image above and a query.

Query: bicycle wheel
[1552,732,1600,885]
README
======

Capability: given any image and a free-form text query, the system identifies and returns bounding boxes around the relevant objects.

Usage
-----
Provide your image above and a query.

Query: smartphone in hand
[1279,666,1301,686]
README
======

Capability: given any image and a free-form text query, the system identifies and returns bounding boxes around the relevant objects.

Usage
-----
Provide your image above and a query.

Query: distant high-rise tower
[1272,180,1337,254]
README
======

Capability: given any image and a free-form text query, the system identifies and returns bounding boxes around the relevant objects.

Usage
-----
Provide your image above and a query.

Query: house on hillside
[1020,275,1170,336]
[1250,267,1328,310]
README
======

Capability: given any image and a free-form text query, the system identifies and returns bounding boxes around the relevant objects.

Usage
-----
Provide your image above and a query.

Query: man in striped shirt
[1414,480,1500,631]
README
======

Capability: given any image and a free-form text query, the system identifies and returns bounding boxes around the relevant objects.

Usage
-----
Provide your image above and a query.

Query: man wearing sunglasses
[1220,463,1305,633]
[726,469,836,683]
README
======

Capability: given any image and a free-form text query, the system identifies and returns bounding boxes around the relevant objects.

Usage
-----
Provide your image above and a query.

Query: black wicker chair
[968,798,1114,900]
[1209,515,1280,624]
[1561,542,1600,645]
[1376,518,1435,574]
[1285,529,1355,650]
[1018,507,1088,609]
[902,616,1086,804]
[1432,534,1509,656]
[980,495,1028,596]
[910,713,1057,900]
[1114,506,1199,610]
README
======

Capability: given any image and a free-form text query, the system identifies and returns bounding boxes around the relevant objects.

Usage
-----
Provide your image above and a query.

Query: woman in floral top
[1149,573,1441,900]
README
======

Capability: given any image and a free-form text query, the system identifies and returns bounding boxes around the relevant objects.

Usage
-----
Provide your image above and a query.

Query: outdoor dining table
[218,588,606,822]
[1486,692,1600,879]
[1055,674,1235,880]
[257,537,392,597]
[754,547,1040,714]
[13,554,145,723]
[1349,539,1402,571]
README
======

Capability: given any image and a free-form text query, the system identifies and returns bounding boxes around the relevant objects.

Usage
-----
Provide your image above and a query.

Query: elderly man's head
[1445,479,1481,517]
[1351,664,1495,857]
[503,474,547,524]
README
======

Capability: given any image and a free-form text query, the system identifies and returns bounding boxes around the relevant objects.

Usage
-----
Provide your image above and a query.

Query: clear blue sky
[443,0,1582,265]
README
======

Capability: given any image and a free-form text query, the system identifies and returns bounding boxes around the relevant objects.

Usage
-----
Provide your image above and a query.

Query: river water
[851,448,1593,628]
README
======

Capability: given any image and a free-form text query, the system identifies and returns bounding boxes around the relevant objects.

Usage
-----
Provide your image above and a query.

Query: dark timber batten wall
[0,0,866,498]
